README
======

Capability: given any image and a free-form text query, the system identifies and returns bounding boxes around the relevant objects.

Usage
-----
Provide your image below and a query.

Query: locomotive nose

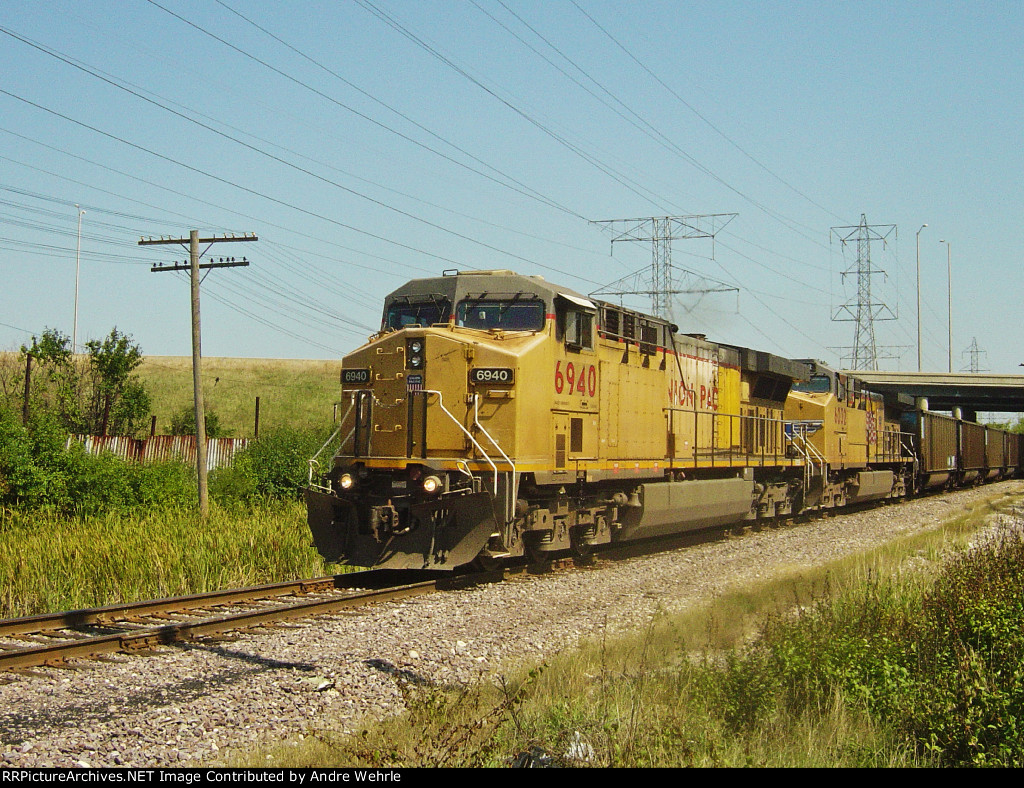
[305,485,496,570]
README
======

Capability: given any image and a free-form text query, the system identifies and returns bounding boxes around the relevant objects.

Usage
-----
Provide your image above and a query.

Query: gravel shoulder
[3,480,1023,768]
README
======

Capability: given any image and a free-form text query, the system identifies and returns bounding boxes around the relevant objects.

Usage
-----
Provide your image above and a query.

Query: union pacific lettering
[668,379,719,411]
[700,384,720,411]
[669,378,696,407]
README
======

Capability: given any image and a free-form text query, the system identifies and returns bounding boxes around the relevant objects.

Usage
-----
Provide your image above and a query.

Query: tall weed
[0,500,332,617]
[701,523,1024,766]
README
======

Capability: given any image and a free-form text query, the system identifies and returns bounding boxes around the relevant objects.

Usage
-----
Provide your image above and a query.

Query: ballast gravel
[2,480,1022,768]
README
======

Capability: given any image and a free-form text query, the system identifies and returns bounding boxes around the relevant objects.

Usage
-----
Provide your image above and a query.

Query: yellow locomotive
[306,269,1023,570]
[785,360,913,508]
[307,269,814,570]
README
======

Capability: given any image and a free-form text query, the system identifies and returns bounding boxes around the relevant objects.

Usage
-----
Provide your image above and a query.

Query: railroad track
[0,504,897,674]
[0,569,499,673]
[5,486,1013,675]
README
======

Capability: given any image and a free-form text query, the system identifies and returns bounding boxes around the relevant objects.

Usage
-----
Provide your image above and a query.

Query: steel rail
[7,483,1013,674]
[0,575,348,639]
[0,571,491,672]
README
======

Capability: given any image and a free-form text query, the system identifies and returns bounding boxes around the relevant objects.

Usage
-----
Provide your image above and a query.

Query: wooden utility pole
[22,353,32,426]
[140,231,256,518]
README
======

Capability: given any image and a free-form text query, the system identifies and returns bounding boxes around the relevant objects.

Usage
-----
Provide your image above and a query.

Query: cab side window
[556,295,596,350]
[564,309,594,350]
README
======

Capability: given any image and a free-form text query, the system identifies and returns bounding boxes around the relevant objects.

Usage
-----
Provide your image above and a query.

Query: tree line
[0,326,222,438]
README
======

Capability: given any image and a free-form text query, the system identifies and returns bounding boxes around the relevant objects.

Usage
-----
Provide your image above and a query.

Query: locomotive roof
[722,344,810,382]
[384,269,678,327]
[385,271,807,382]
[384,269,594,309]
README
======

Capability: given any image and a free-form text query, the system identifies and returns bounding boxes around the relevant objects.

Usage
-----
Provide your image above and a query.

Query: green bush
[210,424,336,502]
[699,527,1024,766]
[60,449,195,518]
[3,404,336,514]
[0,408,72,510]
[906,530,1024,766]
[0,404,195,517]
[170,404,227,438]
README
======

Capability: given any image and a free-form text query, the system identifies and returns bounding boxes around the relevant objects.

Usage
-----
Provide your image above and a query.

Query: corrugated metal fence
[67,435,250,470]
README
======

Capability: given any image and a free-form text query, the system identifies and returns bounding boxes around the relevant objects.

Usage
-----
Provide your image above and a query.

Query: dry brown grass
[139,356,341,437]
[1,351,342,436]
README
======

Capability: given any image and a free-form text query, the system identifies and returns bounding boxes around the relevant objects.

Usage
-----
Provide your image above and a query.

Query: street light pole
[73,205,85,353]
[940,239,951,373]
[916,224,927,372]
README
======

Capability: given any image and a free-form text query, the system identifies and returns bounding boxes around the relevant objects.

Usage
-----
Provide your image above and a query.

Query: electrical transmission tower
[590,214,738,320]
[962,337,988,373]
[829,214,900,370]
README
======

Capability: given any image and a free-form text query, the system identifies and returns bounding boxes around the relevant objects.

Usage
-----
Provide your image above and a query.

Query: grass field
[139,356,342,437]
[0,500,341,619]
[1,351,344,437]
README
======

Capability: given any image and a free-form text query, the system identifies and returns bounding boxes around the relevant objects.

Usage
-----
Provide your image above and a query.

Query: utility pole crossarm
[138,233,258,246]
[150,259,250,273]
[592,214,736,245]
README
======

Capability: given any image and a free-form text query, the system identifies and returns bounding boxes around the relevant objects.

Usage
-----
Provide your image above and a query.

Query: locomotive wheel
[569,529,593,559]
[524,535,553,566]
[470,552,502,572]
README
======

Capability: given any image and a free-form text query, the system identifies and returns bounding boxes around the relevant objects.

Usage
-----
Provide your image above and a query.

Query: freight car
[902,408,1021,491]
[305,269,1020,571]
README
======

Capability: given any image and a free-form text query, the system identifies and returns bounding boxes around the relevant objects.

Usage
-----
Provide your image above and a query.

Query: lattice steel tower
[590,214,737,320]
[962,337,988,373]
[830,214,898,370]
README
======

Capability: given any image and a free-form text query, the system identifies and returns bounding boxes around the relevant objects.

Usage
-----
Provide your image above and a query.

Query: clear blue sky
[1,1,1020,375]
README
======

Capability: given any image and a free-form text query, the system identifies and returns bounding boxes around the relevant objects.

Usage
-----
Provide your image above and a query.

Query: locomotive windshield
[455,298,545,331]
[384,297,451,330]
[792,374,833,394]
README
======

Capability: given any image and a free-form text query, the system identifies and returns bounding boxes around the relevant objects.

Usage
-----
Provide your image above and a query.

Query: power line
[0,28,594,281]
[479,0,836,248]
[568,0,845,224]
[352,0,682,213]
[208,0,588,222]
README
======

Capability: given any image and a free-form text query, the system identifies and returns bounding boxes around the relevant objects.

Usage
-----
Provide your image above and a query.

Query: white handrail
[423,390,500,496]
[786,423,826,489]
[472,395,515,474]
[473,394,518,523]
[308,423,343,489]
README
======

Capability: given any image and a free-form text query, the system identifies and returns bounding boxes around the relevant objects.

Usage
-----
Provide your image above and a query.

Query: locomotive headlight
[339,473,355,491]
[405,337,426,370]
[422,475,442,494]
